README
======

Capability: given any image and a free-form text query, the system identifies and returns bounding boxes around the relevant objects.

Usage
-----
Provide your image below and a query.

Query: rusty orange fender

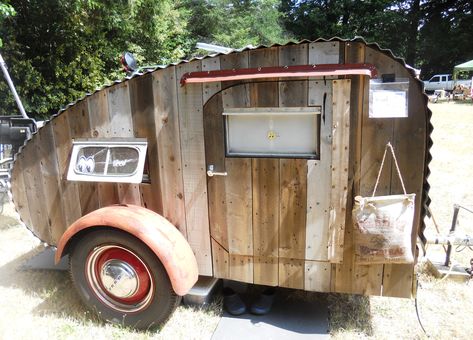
[55,204,198,296]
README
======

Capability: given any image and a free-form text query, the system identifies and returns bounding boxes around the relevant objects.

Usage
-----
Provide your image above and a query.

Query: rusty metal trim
[55,205,198,296]
[180,63,378,86]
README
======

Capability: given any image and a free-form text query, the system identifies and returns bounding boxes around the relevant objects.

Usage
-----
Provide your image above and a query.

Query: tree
[418,0,473,78]
[0,0,191,118]
[184,0,289,49]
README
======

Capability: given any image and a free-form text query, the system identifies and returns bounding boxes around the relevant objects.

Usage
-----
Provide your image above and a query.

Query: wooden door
[203,79,351,290]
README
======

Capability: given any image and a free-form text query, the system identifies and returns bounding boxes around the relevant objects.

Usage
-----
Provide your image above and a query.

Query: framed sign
[369,80,409,118]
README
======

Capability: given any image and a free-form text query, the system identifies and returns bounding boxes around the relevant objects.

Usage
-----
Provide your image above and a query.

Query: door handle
[207,165,227,177]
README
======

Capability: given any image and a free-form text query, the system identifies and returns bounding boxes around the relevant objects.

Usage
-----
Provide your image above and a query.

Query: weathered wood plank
[328,79,351,262]
[219,51,250,90]
[21,140,52,243]
[252,159,279,256]
[37,123,67,243]
[382,52,424,298]
[176,61,212,276]
[226,157,253,256]
[88,91,110,138]
[107,82,142,206]
[68,100,99,216]
[253,256,278,286]
[277,45,309,261]
[229,255,253,284]
[130,73,163,213]
[353,46,397,296]
[305,41,339,262]
[107,82,134,137]
[309,41,341,64]
[204,94,228,249]
[202,57,221,103]
[305,260,331,292]
[332,42,379,295]
[98,183,119,207]
[279,159,307,259]
[153,67,187,235]
[87,90,120,208]
[10,153,32,228]
[306,80,333,261]
[279,258,304,289]
[211,238,230,279]
[52,112,82,230]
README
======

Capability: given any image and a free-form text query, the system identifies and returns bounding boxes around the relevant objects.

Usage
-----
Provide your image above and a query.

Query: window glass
[430,76,440,82]
[67,139,147,183]
[225,108,320,159]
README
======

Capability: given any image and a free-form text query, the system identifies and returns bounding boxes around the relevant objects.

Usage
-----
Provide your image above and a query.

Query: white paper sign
[370,90,408,118]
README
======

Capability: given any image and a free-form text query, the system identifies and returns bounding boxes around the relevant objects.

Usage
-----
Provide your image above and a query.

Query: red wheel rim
[85,245,154,313]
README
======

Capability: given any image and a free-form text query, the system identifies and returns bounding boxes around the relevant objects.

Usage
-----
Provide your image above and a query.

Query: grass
[1,101,472,339]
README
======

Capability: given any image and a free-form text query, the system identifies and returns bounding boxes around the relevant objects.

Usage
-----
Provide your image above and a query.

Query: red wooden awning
[180,63,377,86]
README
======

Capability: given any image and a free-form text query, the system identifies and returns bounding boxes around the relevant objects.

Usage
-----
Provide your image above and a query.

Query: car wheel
[69,229,180,329]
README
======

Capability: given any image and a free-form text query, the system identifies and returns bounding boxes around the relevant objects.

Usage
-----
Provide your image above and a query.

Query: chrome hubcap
[100,259,139,298]
[85,245,154,313]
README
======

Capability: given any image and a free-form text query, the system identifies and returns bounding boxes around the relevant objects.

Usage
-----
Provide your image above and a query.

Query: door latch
[207,164,227,177]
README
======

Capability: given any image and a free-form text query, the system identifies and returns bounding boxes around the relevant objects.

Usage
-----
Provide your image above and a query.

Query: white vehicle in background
[423,74,471,92]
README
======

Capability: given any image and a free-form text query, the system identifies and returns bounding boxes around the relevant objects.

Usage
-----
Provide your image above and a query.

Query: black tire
[69,229,181,330]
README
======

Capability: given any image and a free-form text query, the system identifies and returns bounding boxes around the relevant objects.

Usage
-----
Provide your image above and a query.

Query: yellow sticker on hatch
[267,130,277,140]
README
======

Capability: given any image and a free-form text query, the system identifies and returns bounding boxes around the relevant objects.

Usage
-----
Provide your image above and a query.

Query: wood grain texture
[202,57,221,103]
[10,153,32,228]
[88,91,110,138]
[305,261,331,292]
[279,159,307,259]
[277,45,309,261]
[37,123,67,243]
[332,42,381,295]
[253,256,278,286]
[176,61,212,276]
[229,255,253,283]
[226,157,253,256]
[306,80,333,261]
[252,159,279,257]
[87,90,120,208]
[328,79,351,262]
[51,112,82,232]
[107,81,142,206]
[153,67,187,235]
[279,258,304,289]
[382,49,424,298]
[204,94,228,249]
[21,139,52,243]
[67,100,99,216]
[107,82,134,138]
[308,41,341,64]
[211,238,229,279]
[219,51,249,91]
[130,74,163,213]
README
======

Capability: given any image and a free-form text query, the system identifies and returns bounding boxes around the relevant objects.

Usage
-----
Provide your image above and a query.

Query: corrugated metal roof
[9,36,432,243]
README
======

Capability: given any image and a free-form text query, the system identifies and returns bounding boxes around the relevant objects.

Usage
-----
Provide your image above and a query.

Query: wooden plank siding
[176,61,213,276]
[327,79,351,262]
[152,67,187,236]
[382,51,425,298]
[248,47,281,286]
[11,41,428,299]
[129,74,163,213]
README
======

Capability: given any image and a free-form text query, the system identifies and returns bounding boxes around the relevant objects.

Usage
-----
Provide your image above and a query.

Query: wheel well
[62,226,139,259]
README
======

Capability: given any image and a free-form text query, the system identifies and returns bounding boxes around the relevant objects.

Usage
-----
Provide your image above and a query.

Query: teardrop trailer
[9,38,432,329]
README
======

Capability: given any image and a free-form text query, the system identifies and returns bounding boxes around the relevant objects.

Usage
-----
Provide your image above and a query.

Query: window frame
[66,138,148,184]
[223,107,321,159]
